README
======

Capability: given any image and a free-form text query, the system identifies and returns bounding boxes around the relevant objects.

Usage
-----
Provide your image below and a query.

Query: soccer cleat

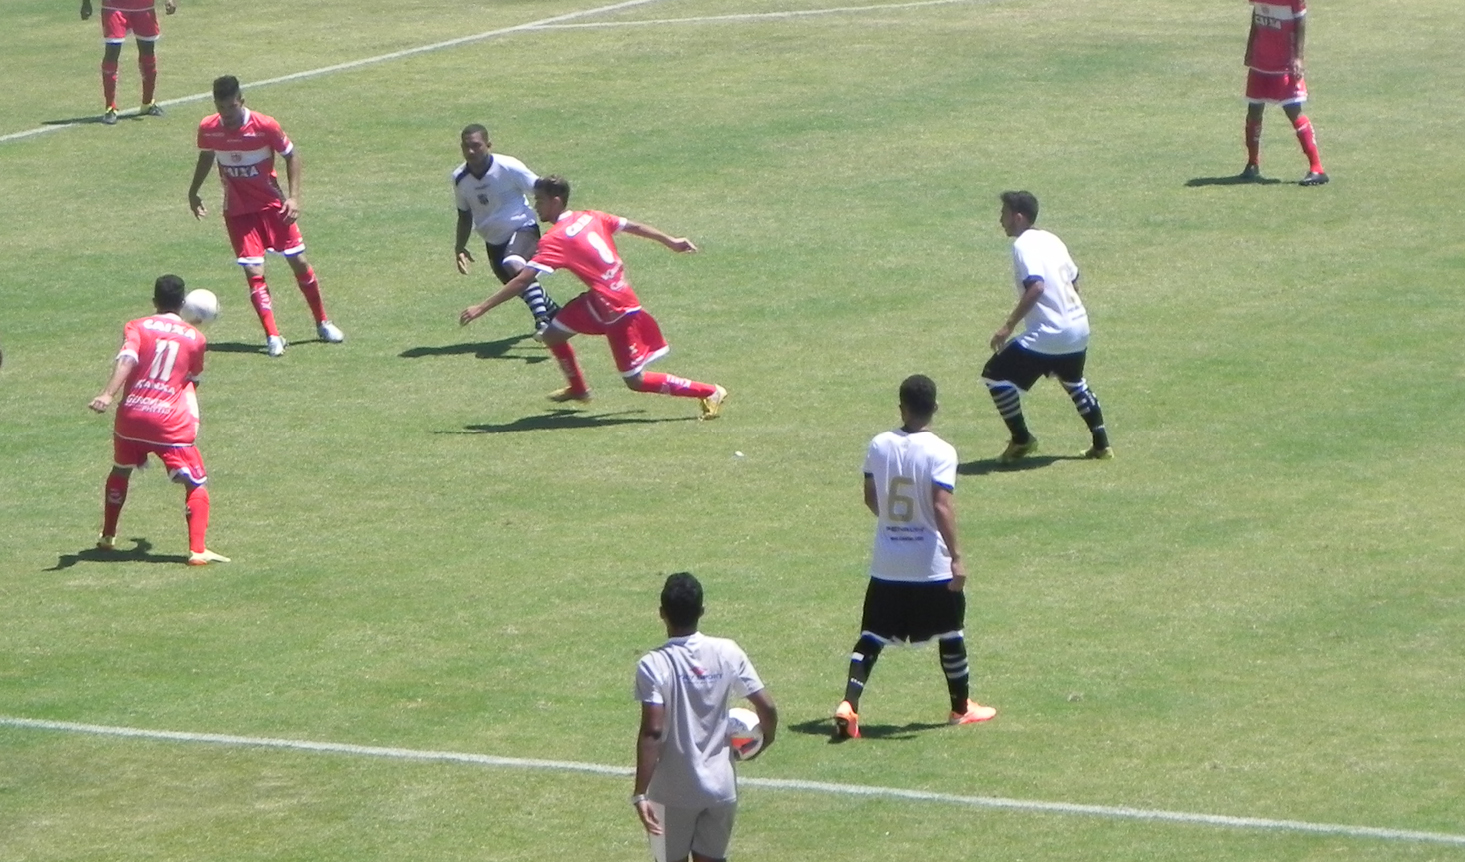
[833,700,860,740]
[997,438,1038,463]
[266,335,288,357]
[1300,171,1330,186]
[547,386,592,404]
[1081,445,1114,460]
[187,549,231,566]
[102,106,119,125]
[1239,163,1260,181]
[142,102,164,117]
[96,535,116,551]
[532,318,553,343]
[699,385,728,420]
[949,700,998,725]
[317,321,345,343]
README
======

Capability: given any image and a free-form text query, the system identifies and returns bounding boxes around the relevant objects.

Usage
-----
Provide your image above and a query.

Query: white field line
[0,0,988,147]
[4,715,1464,847]
[537,0,991,30]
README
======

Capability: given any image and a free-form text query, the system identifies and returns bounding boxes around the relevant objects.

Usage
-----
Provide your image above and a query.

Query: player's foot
[187,549,231,566]
[833,700,860,740]
[102,106,119,125]
[1081,444,1114,460]
[1239,163,1260,181]
[316,321,345,343]
[949,700,998,725]
[266,335,288,357]
[532,318,553,343]
[997,438,1038,463]
[142,102,164,117]
[547,386,592,404]
[699,385,728,420]
[1300,170,1330,186]
[96,535,116,551]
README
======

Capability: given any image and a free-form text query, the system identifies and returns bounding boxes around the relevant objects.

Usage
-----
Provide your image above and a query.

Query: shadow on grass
[449,409,698,434]
[207,339,337,355]
[42,113,141,126]
[787,717,948,743]
[958,454,1074,476]
[1185,174,1284,187]
[45,538,188,570]
[400,334,546,364]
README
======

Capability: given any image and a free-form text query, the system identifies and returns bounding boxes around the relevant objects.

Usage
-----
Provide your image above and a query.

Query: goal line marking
[3,715,1463,847]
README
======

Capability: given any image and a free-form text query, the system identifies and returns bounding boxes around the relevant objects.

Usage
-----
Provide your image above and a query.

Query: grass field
[3,0,1465,859]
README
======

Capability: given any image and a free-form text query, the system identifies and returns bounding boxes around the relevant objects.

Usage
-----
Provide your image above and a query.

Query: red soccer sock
[1245,117,1261,166]
[184,483,210,554]
[246,273,281,337]
[139,55,157,104]
[293,266,328,323]
[102,471,130,537]
[633,371,717,399]
[102,60,119,109]
[1292,114,1324,173]
[548,343,588,395]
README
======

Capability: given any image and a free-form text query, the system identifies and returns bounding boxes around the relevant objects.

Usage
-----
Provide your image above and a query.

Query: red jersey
[1248,0,1305,74]
[113,313,205,446]
[102,0,154,10]
[528,210,642,324]
[197,108,294,217]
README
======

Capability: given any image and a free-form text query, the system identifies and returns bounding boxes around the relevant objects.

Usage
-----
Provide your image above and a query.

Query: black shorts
[860,578,965,644]
[485,226,542,284]
[982,342,1087,392]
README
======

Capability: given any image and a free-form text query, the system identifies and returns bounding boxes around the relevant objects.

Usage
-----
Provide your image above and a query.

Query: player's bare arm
[991,278,1046,352]
[89,356,137,413]
[460,267,535,325]
[744,689,778,759]
[280,150,303,225]
[932,485,966,591]
[80,0,92,20]
[862,474,879,516]
[622,220,698,254]
[1292,15,1306,75]
[454,210,476,274]
[632,702,665,835]
[187,151,215,219]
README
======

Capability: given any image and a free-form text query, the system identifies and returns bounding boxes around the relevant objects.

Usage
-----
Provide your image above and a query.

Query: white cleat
[317,321,345,343]
[187,549,231,566]
[266,335,288,357]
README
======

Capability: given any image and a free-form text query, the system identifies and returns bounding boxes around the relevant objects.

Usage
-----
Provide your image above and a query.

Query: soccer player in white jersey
[833,375,996,741]
[983,191,1112,463]
[451,125,560,335]
[633,573,777,862]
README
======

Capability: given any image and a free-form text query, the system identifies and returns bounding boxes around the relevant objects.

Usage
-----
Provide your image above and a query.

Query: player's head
[212,75,245,125]
[659,572,704,632]
[533,175,572,223]
[999,190,1039,237]
[153,275,186,314]
[460,124,491,169]
[898,374,938,425]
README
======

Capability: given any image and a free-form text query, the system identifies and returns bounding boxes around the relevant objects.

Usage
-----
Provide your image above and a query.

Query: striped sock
[939,637,971,713]
[1061,378,1109,449]
[842,634,884,708]
[986,381,1032,443]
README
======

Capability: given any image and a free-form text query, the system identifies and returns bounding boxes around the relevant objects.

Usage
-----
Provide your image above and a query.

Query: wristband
[630,794,649,805]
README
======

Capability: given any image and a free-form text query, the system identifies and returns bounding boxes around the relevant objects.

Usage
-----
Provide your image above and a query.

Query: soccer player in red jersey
[188,75,345,358]
[1241,0,1328,186]
[459,175,727,419]
[89,275,229,566]
[80,0,175,125]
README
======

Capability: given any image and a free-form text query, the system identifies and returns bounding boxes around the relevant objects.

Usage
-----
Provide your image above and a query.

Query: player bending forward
[459,175,727,418]
[89,275,228,566]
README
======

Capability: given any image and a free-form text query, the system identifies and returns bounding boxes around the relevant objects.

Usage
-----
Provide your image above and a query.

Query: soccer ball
[728,707,763,761]
[181,289,220,326]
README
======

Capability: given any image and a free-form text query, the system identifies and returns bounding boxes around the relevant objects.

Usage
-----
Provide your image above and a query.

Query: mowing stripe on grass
[4,715,1463,847]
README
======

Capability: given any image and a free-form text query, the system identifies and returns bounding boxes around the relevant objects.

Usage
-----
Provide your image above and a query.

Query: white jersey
[451,154,538,245]
[1011,228,1089,355]
[634,632,764,808]
[863,429,957,583]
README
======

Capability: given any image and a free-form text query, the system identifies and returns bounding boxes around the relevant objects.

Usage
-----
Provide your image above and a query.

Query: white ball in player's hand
[181,289,220,326]
[728,707,763,761]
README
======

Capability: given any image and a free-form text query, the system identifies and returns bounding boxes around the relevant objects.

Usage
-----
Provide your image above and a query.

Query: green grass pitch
[3,0,1465,859]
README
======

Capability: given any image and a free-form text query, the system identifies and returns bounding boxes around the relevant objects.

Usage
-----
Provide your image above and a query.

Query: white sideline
[4,715,1464,847]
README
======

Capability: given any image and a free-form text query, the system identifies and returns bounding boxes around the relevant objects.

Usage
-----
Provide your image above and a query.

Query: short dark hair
[899,374,938,419]
[1000,190,1039,224]
[154,275,186,313]
[212,75,241,102]
[535,175,571,205]
[461,124,489,141]
[660,572,704,629]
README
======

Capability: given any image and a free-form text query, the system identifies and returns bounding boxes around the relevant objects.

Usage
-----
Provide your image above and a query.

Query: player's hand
[633,800,663,836]
[947,574,966,593]
[1291,58,1305,76]
[280,198,300,225]
[164,0,177,13]
[459,304,487,326]
[80,0,92,20]
[89,394,113,413]
[189,194,207,220]
[455,249,474,275]
[989,325,1013,353]
[667,237,698,254]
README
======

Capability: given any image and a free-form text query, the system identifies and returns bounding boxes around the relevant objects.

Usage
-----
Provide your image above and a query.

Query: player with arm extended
[1240,0,1328,185]
[452,125,560,336]
[983,191,1112,463]
[88,275,228,566]
[833,375,996,740]
[188,75,345,358]
[80,0,176,124]
[633,572,778,862]
[459,175,728,419]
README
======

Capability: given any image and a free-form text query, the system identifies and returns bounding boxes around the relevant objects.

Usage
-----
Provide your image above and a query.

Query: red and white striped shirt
[197,108,293,217]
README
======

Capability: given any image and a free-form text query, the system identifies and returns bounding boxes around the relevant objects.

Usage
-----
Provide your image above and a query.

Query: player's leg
[100,37,124,121]
[1282,99,1327,185]
[161,447,228,565]
[490,230,559,333]
[614,311,727,417]
[132,9,162,112]
[1054,352,1111,458]
[656,805,698,862]
[982,344,1043,461]
[538,301,592,401]
[1243,99,1265,178]
[835,579,901,740]
[226,214,285,353]
[284,251,344,342]
[922,584,996,724]
[99,465,133,549]
[688,803,737,862]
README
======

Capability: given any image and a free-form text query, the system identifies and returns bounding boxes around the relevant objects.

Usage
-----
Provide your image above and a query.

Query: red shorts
[113,436,208,484]
[226,207,305,265]
[551,296,670,377]
[102,8,160,42]
[1246,69,1307,105]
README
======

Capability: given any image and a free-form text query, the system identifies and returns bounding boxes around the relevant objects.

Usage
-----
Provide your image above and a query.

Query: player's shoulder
[197,113,223,132]
[450,162,471,184]
[493,152,533,172]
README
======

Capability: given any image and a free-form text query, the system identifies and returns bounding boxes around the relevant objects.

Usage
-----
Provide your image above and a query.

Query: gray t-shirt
[635,632,764,808]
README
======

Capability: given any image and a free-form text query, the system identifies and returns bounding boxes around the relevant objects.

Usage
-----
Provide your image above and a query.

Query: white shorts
[648,801,737,862]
